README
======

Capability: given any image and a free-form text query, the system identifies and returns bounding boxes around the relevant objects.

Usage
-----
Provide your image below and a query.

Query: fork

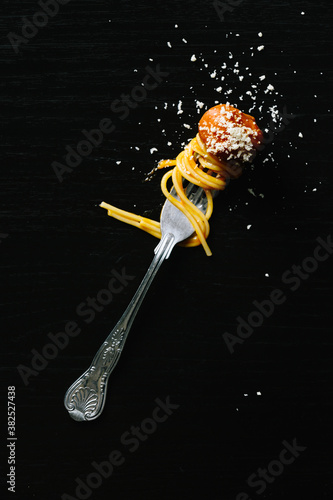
[64,183,207,421]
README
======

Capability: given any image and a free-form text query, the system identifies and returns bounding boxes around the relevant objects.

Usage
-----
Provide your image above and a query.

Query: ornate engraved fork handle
[64,233,175,421]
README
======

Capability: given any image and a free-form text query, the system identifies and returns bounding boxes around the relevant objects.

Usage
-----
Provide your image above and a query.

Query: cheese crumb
[195,100,204,110]
[191,54,197,62]
[257,45,264,51]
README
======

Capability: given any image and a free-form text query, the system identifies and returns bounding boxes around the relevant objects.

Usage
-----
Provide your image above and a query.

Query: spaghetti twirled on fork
[100,104,263,256]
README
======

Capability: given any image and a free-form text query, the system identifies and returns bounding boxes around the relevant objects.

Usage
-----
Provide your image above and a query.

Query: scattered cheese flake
[247,224,252,230]
[210,70,217,78]
[116,161,121,165]
[150,147,157,154]
[190,54,197,62]
[182,38,187,43]
[195,100,204,110]
[167,41,172,48]
[257,391,262,396]
[258,32,263,37]
[259,75,266,81]
[183,124,191,129]
[257,45,264,51]
[299,132,303,138]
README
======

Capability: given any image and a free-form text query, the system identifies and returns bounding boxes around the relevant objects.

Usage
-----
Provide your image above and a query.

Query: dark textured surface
[1,1,333,499]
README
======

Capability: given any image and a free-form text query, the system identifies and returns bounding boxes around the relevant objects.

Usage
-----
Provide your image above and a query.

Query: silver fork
[64,183,207,421]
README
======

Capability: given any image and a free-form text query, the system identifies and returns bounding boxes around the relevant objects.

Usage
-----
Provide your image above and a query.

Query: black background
[1,0,333,499]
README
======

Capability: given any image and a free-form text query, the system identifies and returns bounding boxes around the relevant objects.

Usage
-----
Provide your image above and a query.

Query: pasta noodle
[100,104,263,256]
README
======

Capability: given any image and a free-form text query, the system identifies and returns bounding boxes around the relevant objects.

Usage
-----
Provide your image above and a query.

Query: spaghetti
[100,104,263,256]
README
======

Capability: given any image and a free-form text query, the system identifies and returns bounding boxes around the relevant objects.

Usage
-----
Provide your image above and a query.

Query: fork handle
[64,233,175,421]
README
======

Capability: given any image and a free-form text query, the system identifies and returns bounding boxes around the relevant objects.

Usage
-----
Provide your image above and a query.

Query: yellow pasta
[100,104,263,256]
[101,134,237,256]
